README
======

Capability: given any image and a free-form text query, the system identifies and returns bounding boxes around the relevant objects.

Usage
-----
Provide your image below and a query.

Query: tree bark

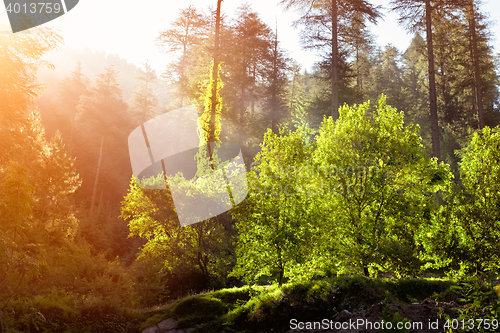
[206,0,223,170]
[331,0,339,119]
[271,25,279,134]
[279,266,285,287]
[90,136,104,216]
[209,0,222,143]
[425,0,441,159]
[469,0,484,129]
[363,265,369,277]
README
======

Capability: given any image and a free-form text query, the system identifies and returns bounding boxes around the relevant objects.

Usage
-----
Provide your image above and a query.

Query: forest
[1,0,500,332]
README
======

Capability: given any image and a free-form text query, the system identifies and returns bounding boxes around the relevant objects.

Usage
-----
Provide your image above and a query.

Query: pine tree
[57,61,90,153]
[281,0,381,119]
[264,28,290,133]
[391,0,447,159]
[157,5,208,107]
[73,65,131,227]
[129,61,160,124]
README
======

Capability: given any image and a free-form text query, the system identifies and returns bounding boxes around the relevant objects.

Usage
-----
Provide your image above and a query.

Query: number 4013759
[444,318,499,331]
[6,2,62,14]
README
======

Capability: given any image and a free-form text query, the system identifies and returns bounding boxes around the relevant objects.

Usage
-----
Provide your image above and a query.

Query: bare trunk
[469,0,484,129]
[363,264,369,277]
[272,27,279,134]
[90,136,104,216]
[206,0,223,171]
[331,0,339,119]
[279,266,285,287]
[210,0,222,143]
[97,190,104,216]
[425,0,441,159]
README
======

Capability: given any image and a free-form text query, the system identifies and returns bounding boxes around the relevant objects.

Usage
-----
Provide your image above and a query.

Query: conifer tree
[281,0,381,119]
[129,61,159,124]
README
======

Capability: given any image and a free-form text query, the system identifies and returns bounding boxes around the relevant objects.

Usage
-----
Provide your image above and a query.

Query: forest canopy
[2,0,500,331]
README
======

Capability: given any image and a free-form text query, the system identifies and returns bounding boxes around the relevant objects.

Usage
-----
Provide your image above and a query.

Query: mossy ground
[139,276,458,333]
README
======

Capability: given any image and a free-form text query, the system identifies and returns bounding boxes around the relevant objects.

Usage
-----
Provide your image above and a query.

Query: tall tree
[224,4,272,121]
[313,96,452,276]
[74,66,131,224]
[156,5,208,107]
[402,34,430,141]
[0,29,61,160]
[209,0,223,144]
[465,0,484,129]
[129,61,159,124]
[281,0,381,119]
[58,61,89,153]
[264,27,290,133]
[231,127,317,286]
[287,62,310,129]
[391,0,447,159]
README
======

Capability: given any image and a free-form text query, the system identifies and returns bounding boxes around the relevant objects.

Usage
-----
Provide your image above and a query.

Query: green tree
[73,66,132,254]
[225,5,272,121]
[0,162,42,297]
[263,28,290,133]
[156,5,208,108]
[281,0,381,118]
[0,29,62,318]
[57,61,89,153]
[0,28,61,160]
[391,0,453,159]
[129,61,160,124]
[121,176,237,296]
[230,127,317,286]
[287,62,310,129]
[367,45,407,110]
[421,127,500,276]
[313,96,452,276]
[401,33,429,135]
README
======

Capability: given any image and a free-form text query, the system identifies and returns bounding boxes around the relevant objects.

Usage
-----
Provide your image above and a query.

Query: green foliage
[421,126,500,276]
[0,28,61,158]
[1,240,140,332]
[121,176,237,299]
[382,291,410,333]
[2,291,141,333]
[139,276,457,333]
[199,62,223,144]
[129,61,160,123]
[313,95,452,276]
[450,278,500,333]
[230,126,319,285]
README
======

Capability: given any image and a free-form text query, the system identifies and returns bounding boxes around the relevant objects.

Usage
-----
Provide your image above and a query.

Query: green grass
[1,276,459,333]
[137,276,459,333]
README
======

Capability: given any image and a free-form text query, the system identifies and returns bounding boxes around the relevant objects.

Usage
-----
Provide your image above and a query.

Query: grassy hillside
[139,276,460,333]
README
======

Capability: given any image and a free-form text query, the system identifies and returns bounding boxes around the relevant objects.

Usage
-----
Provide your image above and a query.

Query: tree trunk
[425,0,441,159]
[90,136,104,216]
[210,0,222,143]
[206,0,223,170]
[279,266,285,287]
[363,263,369,277]
[271,26,279,134]
[0,311,3,333]
[469,0,484,129]
[331,0,339,119]
[97,190,104,216]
